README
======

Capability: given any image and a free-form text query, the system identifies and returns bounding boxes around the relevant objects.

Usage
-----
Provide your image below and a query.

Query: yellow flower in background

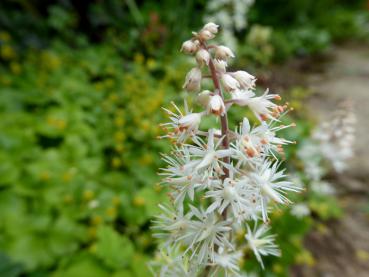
[91,215,103,225]
[1,45,16,60]
[0,31,11,42]
[112,196,121,206]
[40,171,50,181]
[114,116,125,127]
[10,62,21,74]
[47,117,66,130]
[83,190,95,201]
[146,58,156,70]
[63,194,73,204]
[88,228,97,239]
[295,249,315,266]
[134,53,144,64]
[133,196,145,207]
[41,51,61,70]
[114,131,126,142]
[109,93,119,102]
[106,207,117,218]
[356,249,369,262]
[316,223,329,235]
[104,78,115,88]
[272,263,283,274]
[115,143,124,153]
[139,153,153,165]
[111,157,122,168]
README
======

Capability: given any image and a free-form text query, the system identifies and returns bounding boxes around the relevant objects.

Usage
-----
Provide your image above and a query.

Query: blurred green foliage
[0,0,367,276]
[0,37,192,275]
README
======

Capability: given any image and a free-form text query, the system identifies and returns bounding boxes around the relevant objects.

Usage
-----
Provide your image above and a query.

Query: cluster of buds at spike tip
[152,23,301,277]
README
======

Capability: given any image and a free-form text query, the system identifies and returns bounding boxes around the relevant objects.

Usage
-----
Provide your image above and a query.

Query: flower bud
[207,94,225,116]
[203,22,219,34]
[178,113,202,132]
[183,67,202,92]
[198,29,215,41]
[231,71,256,90]
[221,74,240,92]
[197,90,212,107]
[181,40,199,54]
[213,59,227,73]
[215,46,235,60]
[196,49,210,66]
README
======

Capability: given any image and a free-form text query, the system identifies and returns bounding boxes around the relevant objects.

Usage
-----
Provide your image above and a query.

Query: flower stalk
[207,53,230,178]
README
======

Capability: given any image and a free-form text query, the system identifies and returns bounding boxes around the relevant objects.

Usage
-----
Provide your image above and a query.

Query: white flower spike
[153,23,300,276]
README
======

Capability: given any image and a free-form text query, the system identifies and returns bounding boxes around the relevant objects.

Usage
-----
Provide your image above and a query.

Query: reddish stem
[208,58,230,179]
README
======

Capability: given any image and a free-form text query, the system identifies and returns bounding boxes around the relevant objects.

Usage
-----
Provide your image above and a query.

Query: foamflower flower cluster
[152,23,300,276]
[298,100,355,196]
[312,101,356,173]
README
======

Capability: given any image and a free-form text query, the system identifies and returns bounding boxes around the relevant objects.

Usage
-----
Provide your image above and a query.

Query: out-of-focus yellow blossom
[114,131,126,142]
[111,157,122,168]
[114,116,125,127]
[112,196,121,206]
[272,263,283,274]
[1,45,16,60]
[295,250,315,266]
[40,171,50,181]
[63,194,73,204]
[115,144,124,153]
[83,190,95,201]
[154,183,162,193]
[91,215,103,225]
[106,207,117,218]
[134,53,144,64]
[104,78,115,88]
[109,93,119,102]
[89,243,97,253]
[88,227,97,239]
[140,120,150,131]
[10,62,21,74]
[316,223,329,235]
[146,58,156,70]
[356,249,369,262]
[47,117,66,130]
[133,196,145,207]
[139,153,153,165]
[0,31,11,42]
[290,235,302,247]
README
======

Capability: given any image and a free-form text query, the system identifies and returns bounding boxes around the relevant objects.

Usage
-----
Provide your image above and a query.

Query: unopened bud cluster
[152,23,300,276]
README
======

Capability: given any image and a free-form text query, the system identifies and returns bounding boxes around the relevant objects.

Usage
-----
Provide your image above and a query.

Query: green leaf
[52,256,109,277]
[95,226,134,269]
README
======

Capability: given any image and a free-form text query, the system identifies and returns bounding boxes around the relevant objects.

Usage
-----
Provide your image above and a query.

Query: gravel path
[297,44,369,277]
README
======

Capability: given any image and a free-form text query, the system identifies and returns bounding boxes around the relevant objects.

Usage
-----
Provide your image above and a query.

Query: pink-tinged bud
[180,40,199,54]
[203,22,219,34]
[196,49,210,66]
[215,46,235,60]
[231,71,256,90]
[213,59,227,73]
[221,74,240,92]
[178,113,202,132]
[198,29,215,41]
[207,94,225,116]
[183,67,202,92]
[197,90,212,107]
